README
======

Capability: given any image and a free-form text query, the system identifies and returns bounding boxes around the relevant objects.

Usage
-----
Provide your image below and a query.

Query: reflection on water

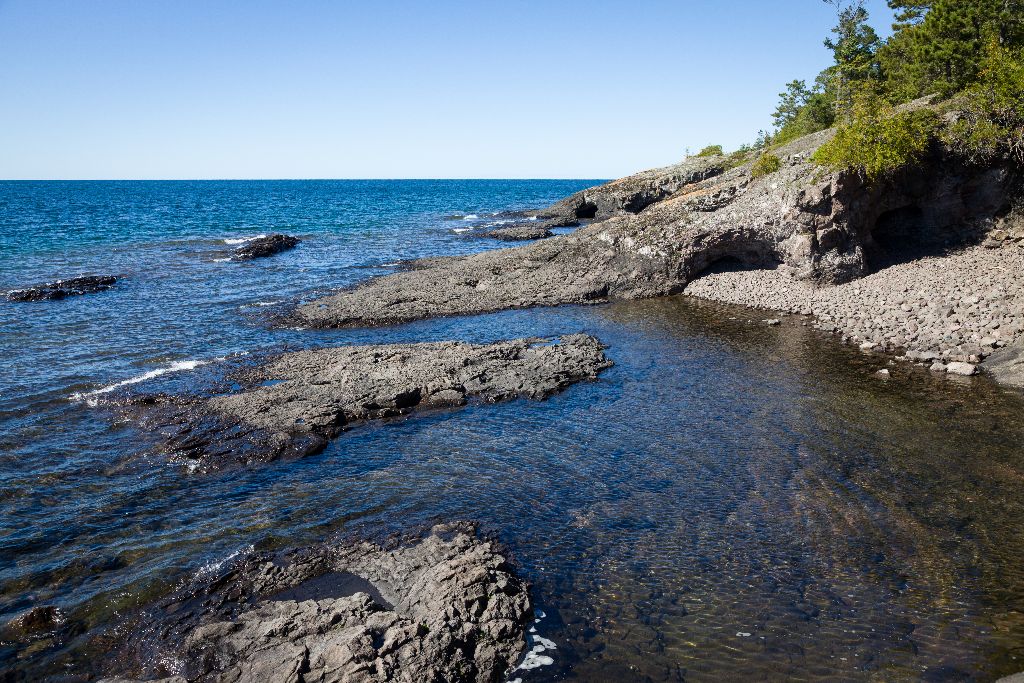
[3,297,1022,681]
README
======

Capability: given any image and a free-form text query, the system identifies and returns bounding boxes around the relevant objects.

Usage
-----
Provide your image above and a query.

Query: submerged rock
[130,334,611,470]
[97,523,531,683]
[234,233,300,259]
[6,275,118,302]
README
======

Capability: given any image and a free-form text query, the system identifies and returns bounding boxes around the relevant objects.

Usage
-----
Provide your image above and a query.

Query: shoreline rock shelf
[96,523,532,683]
[290,118,1022,387]
[136,334,612,470]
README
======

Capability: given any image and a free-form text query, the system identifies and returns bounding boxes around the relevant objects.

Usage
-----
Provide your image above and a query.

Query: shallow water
[1,181,1023,681]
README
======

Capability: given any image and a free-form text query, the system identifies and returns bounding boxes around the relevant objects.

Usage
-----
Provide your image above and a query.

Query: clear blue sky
[0,0,895,179]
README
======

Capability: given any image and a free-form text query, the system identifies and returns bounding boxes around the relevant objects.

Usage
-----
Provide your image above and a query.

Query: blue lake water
[1,180,1024,681]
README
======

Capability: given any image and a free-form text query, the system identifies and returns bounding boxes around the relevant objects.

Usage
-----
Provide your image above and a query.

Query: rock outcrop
[478,223,553,241]
[234,233,300,259]
[97,523,532,683]
[6,275,118,302]
[295,129,1019,330]
[130,334,611,470]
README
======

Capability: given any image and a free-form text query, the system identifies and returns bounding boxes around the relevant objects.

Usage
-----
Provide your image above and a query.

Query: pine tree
[823,1,881,114]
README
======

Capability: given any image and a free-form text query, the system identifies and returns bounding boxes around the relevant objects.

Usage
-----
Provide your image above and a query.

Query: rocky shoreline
[684,241,1024,385]
[125,334,611,471]
[95,523,532,683]
[290,118,1023,388]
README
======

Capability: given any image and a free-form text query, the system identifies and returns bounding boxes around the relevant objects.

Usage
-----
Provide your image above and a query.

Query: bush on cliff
[751,153,782,179]
[812,90,940,180]
[696,145,724,157]
[941,42,1024,164]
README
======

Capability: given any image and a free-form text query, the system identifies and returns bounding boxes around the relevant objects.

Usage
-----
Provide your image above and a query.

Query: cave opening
[865,205,940,271]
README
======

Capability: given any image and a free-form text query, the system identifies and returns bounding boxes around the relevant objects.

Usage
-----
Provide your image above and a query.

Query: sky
[0,0,896,179]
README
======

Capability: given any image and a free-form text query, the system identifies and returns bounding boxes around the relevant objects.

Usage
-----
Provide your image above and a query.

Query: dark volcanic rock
[234,233,300,259]
[478,223,553,241]
[97,523,532,683]
[134,334,611,470]
[6,275,118,302]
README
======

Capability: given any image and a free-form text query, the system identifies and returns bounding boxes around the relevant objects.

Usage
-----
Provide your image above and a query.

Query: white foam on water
[212,257,233,263]
[381,262,402,267]
[222,234,266,245]
[528,215,538,221]
[70,358,214,405]
[194,544,255,580]
[462,214,478,220]
[512,608,556,674]
[452,227,474,233]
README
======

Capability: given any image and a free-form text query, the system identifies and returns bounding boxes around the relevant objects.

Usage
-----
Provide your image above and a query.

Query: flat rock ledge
[478,223,553,241]
[97,523,531,683]
[6,275,118,302]
[134,334,611,470]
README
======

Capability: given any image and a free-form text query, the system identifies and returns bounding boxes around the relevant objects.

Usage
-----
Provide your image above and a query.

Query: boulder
[234,234,300,259]
[96,523,531,683]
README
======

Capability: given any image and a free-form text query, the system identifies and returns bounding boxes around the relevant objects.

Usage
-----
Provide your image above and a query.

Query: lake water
[2,181,1023,681]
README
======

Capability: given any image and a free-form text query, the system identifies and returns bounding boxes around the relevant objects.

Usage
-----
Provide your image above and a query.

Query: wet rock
[130,334,611,470]
[6,275,118,302]
[2,605,64,638]
[96,523,531,683]
[234,233,300,259]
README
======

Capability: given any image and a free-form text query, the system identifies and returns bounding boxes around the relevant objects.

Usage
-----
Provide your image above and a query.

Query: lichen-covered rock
[128,334,611,469]
[97,523,532,683]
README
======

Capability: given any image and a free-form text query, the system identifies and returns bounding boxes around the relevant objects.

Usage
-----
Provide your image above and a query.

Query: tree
[773,80,812,128]
[823,1,882,114]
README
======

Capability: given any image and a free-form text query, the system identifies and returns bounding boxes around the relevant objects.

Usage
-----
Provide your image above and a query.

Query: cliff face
[296,128,1021,331]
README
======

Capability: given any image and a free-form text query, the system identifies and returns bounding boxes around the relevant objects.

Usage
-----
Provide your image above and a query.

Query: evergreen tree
[772,80,812,128]
[823,1,882,114]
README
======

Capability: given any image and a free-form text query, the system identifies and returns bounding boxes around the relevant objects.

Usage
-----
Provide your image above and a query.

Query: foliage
[695,144,724,157]
[878,0,1024,99]
[773,92,837,145]
[750,153,783,179]
[773,80,813,129]
[823,1,882,113]
[812,94,940,179]
[941,41,1024,163]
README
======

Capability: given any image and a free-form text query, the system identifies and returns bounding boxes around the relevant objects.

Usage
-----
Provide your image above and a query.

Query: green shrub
[695,144,724,157]
[812,99,939,180]
[941,42,1024,164]
[751,153,782,178]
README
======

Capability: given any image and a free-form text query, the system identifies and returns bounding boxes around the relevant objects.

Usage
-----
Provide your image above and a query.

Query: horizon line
[0,177,612,182]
